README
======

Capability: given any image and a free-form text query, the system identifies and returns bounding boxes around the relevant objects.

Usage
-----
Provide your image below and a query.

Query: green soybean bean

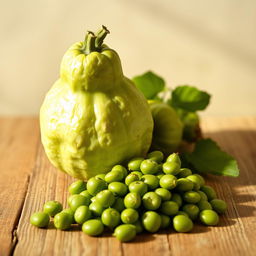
[112,197,125,212]
[162,162,180,175]
[155,188,172,201]
[200,186,217,201]
[142,211,161,233]
[87,177,107,196]
[210,199,227,214]
[82,219,104,236]
[112,165,128,178]
[147,151,164,163]
[108,182,128,197]
[68,180,87,195]
[124,192,141,209]
[125,173,140,186]
[176,178,194,192]
[95,190,115,208]
[129,181,148,196]
[159,175,177,190]
[166,153,181,166]
[101,208,121,229]
[178,168,192,178]
[89,201,105,217]
[134,220,144,233]
[140,159,159,175]
[30,212,50,228]
[171,193,183,207]
[43,200,62,217]
[160,214,171,229]
[74,205,91,224]
[199,210,219,226]
[160,201,179,216]
[182,204,200,220]
[173,215,193,232]
[54,212,73,230]
[183,191,201,204]
[80,190,93,201]
[105,171,124,183]
[128,157,144,171]
[142,192,162,210]
[69,194,90,212]
[121,208,139,224]
[114,224,137,242]
[197,201,212,211]
[141,174,159,190]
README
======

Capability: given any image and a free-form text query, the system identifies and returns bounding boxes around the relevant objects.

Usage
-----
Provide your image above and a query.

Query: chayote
[149,101,183,155]
[40,26,153,179]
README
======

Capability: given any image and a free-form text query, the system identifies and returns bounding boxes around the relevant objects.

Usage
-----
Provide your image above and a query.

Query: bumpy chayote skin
[40,26,153,179]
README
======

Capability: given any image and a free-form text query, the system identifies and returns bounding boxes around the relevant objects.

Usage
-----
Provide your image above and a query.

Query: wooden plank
[10,118,256,255]
[0,118,39,256]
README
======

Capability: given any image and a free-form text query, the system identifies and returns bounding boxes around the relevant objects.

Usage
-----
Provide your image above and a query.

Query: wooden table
[0,117,255,256]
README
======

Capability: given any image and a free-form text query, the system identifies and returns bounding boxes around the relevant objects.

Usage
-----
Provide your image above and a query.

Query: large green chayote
[40,27,153,179]
[149,101,183,155]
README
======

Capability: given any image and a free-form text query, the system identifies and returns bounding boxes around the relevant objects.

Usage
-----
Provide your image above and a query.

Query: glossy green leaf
[186,139,239,177]
[171,85,211,111]
[132,71,165,99]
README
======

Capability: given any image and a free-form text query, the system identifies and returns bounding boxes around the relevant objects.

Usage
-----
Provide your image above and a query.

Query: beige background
[1,0,256,116]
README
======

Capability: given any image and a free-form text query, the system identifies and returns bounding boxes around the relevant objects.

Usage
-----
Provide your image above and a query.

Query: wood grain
[0,117,255,256]
[0,118,39,256]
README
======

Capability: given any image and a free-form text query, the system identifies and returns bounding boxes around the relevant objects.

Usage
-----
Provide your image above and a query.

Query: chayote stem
[83,31,96,54]
[95,25,110,49]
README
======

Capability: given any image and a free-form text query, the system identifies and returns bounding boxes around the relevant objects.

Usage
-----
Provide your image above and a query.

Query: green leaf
[186,138,240,177]
[132,71,165,99]
[171,85,211,111]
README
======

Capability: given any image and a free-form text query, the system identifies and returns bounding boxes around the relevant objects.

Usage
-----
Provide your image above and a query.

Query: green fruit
[210,199,227,214]
[30,212,50,228]
[147,151,164,163]
[54,212,73,230]
[108,182,128,196]
[183,191,201,204]
[40,26,153,180]
[160,201,179,216]
[176,178,194,192]
[68,180,87,195]
[162,162,180,175]
[155,188,171,201]
[173,215,193,232]
[199,210,219,226]
[129,181,148,196]
[128,157,144,171]
[95,190,115,208]
[160,214,171,229]
[140,159,159,174]
[148,102,183,155]
[124,192,141,209]
[159,175,177,190]
[121,208,139,224]
[125,173,140,186]
[101,208,121,229]
[201,186,217,201]
[182,204,200,220]
[68,194,90,212]
[142,211,161,233]
[112,197,125,212]
[141,174,159,190]
[114,224,137,242]
[87,177,107,196]
[89,201,105,217]
[142,192,162,210]
[43,201,63,217]
[74,205,91,224]
[82,219,104,236]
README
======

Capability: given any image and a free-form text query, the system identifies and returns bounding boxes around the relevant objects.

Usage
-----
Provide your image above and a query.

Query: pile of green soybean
[30,151,227,242]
